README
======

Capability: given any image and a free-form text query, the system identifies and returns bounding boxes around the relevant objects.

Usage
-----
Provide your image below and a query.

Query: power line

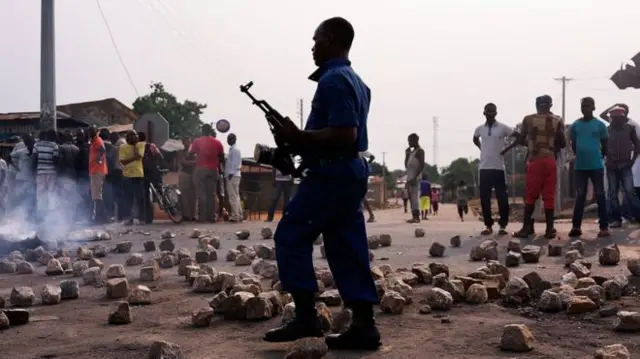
[95,0,139,97]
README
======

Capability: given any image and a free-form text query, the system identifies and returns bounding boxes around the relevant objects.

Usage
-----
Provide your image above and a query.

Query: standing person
[138,132,164,224]
[10,134,36,219]
[502,95,566,238]
[266,169,293,222]
[605,106,640,227]
[359,150,376,222]
[100,129,117,221]
[224,133,243,222]
[33,129,59,223]
[56,131,80,221]
[75,129,91,222]
[567,97,609,237]
[404,133,425,223]
[189,124,224,223]
[262,17,381,350]
[119,130,146,225]
[88,126,107,223]
[108,132,126,221]
[401,187,409,213]
[473,103,513,235]
[419,177,431,220]
[431,188,439,215]
[178,137,196,221]
[456,180,469,221]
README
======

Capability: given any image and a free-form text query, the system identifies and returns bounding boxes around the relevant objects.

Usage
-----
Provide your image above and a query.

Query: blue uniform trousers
[274,175,378,304]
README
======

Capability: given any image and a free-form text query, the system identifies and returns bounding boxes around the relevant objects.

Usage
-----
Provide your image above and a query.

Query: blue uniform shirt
[570,118,608,170]
[305,59,370,179]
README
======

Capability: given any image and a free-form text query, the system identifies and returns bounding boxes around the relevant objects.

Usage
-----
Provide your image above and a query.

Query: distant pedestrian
[224,133,243,222]
[419,178,431,220]
[190,124,224,222]
[405,133,425,223]
[456,180,469,221]
[430,189,439,215]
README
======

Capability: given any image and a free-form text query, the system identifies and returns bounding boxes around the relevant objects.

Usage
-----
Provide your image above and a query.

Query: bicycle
[149,169,183,224]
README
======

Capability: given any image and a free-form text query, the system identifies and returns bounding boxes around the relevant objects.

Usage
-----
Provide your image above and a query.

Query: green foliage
[440,157,479,195]
[132,82,207,138]
[370,161,395,190]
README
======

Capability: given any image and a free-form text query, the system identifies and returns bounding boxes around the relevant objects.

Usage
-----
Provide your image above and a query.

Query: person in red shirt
[88,126,107,223]
[189,124,224,222]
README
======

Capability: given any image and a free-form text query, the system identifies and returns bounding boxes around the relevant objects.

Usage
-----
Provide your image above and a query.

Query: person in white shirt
[359,150,376,222]
[473,103,514,235]
[224,133,243,222]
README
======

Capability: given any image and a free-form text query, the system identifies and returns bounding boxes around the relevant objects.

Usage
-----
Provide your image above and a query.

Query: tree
[422,163,440,183]
[132,82,207,138]
[370,161,395,190]
[440,157,479,196]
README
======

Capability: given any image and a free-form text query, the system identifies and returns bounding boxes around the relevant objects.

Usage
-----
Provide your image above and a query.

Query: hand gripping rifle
[239,81,302,177]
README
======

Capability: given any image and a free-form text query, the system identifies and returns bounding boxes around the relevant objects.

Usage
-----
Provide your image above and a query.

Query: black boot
[406,209,420,223]
[544,209,557,239]
[263,291,323,342]
[513,204,535,238]
[325,302,381,350]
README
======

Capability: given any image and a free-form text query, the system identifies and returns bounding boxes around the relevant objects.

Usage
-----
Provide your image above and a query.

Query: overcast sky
[1,0,639,170]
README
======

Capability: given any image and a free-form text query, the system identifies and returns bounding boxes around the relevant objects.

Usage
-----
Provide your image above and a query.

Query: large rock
[236,230,251,240]
[598,244,621,266]
[450,235,461,247]
[594,344,630,359]
[505,251,521,267]
[318,289,342,307]
[284,338,328,359]
[378,234,392,247]
[414,228,425,238]
[465,284,488,304]
[245,295,274,320]
[411,264,433,284]
[566,296,597,314]
[83,267,102,285]
[106,264,126,279]
[16,261,34,275]
[565,249,583,267]
[0,259,17,274]
[60,280,79,300]
[10,286,35,307]
[125,253,144,266]
[500,324,535,352]
[502,277,531,305]
[569,262,591,278]
[627,258,640,276]
[129,285,151,305]
[41,284,62,305]
[148,341,184,359]
[469,240,498,261]
[538,290,563,312]
[547,242,562,257]
[429,242,445,257]
[260,227,273,240]
[143,241,156,252]
[507,239,521,252]
[235,253,252,266]
[140,265,160,282]
[191,307,214,327]
[2,309,29,326]
[603,279,624,300]
[613,311,640,332]
[221,291,255,320]
[193,274,215,293]
[428,263,449,277]
[424,287,453,311]
[108,301,132,325]
[116,241,133,253]
[521,245,541,263]
[106,278,129,299]
[0,312,9,330]
[380,290,406,314]
[45,258,64,276]
[252,259,278,279]
[158,239,175,252]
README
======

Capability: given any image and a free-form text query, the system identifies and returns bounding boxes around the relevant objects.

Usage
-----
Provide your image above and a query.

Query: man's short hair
[581,97,595,106]
[322,17,355,51]
[484,103,496,110]
[408,133,419,141]
[536,95,553,105]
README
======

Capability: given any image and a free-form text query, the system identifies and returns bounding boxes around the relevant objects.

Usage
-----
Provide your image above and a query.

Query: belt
[304,153,359,167]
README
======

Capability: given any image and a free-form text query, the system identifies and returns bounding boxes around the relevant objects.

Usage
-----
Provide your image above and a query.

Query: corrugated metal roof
[0,111,71,121]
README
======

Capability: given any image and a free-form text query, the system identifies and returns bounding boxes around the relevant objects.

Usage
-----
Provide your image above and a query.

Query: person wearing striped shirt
[33,129,59,222]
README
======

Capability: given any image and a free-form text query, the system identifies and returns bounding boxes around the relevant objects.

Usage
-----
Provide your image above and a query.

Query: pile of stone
[226,244,276,266]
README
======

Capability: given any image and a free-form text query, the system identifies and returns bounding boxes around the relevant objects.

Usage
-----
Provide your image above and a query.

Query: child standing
[419,178,431,220]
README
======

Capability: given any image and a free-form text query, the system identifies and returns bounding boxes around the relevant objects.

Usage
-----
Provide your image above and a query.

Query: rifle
[239,81,302,177]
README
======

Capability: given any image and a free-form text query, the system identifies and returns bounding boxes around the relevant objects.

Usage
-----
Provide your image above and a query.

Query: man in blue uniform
[262,17,381,351]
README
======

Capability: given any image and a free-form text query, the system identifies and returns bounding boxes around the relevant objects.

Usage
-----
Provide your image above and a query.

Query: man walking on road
[190,124,224,223]
[224,133,243,222]
[605,106,640,228]
[502,95,566,239]
[405,133,425,223]
[568,97,609,238]
[473,103,513,235]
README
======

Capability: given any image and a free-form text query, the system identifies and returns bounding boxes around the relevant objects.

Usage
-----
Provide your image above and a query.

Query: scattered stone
[45,258,64,276]
[450,235,461,247]
[412,264,433,284]
[465,283,488,304]
[116,241,133,253]
[226,249,240,262]
[538,290,563,312]
[414,228,425,238]
[143,241,156,252]
[213,272,236,293]
[16,261,34,275]
[603,279,624,300]
[317,289,342,307]
[367,235,380,249]
[429,262,449,277]
[235,253,252,266]
[2,309,29,326]
[594,344,630,359]
[613,311,640,332]
[88,257,104,270]
[500,324,535,352]
[569,262,591,278]
[83,267,102,285]
[106,278,129,299]
[148,340,184,359]
[209,291,228,313]
[561,272,579,287]
[10,286,35,307]
[331,307,352,333]
[158,238,175,252]
[507,239,521,252]
[470,239,498,261]
[569,239,585,254]
[38,251,54,266]
[192,307,214,327]
[378,234,392,247]
[236,230,251,240]
[379,290,406,314]
[424,287,453,311]
[161,230,175,239]
[193,274,215,293]
[93,244,107,258]
[221,291,255,320]
[576,277,596,289]
[566,296,597,314]
[125,253,144,266]
[599,305,619,318]
[284,338,328,359]
[129,285,151,305]
[60,280,79,300]
[505,251,521,267]
[260,227,273,240]
[521,245,541,263]
[0,259,17,274]
[598,244,620,266]
[245,295,274,320]
[429,242,445,257]
[190,229,202,239]
[575,285,604,307]
[502,277,531,305]
[419,305,432,314]
[140,265,160,282]
[565,249,583,267]
[108,301,132,325]
[106,264,126,279]
[0,312,9,330]
[41,284,62,305]
[547,242,562,257]
[627,258,640,276]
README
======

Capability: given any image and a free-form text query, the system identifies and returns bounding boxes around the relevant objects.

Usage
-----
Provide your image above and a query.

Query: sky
[1,0,639,170]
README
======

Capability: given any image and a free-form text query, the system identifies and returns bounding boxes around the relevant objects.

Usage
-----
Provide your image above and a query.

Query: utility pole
[553,76,573,212]
[432,116,438,166]
[382,151,387,207]
[297,98,304,129]
[40,0,56,130]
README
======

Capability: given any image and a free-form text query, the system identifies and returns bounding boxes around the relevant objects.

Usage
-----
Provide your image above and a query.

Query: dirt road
[0,204,639,358]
